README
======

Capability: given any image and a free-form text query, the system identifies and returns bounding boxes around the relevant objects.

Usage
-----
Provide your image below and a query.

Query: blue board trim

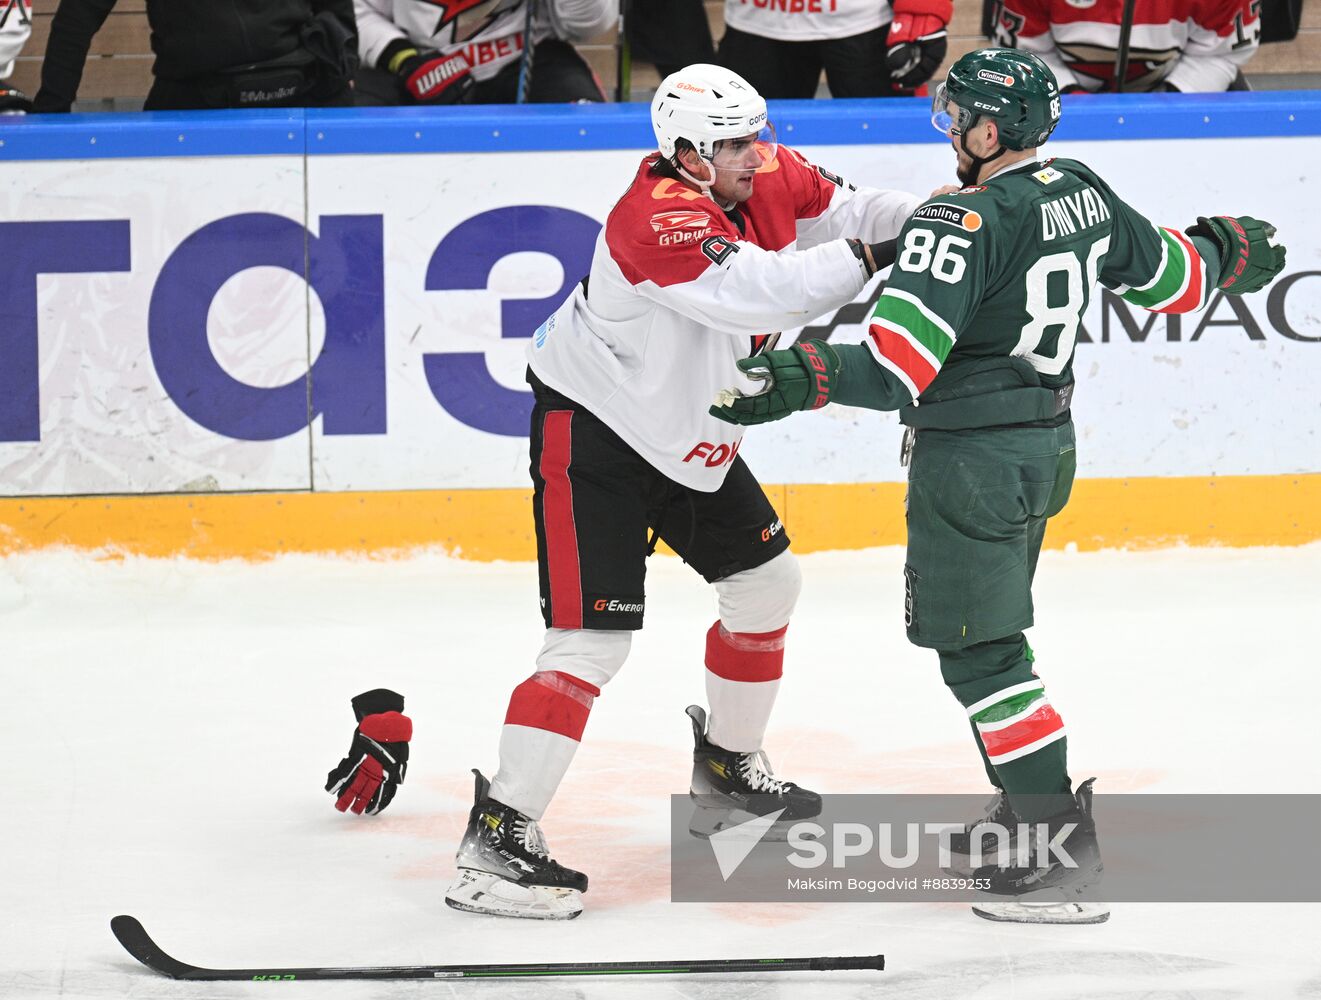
[2,92,1318,162]
[0,108,305,161]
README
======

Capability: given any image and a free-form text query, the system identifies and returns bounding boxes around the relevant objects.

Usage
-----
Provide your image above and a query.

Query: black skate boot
[944,788,1018,877]
[686,705,822,840]
[444,769,587,920]
[971,778,1110,924]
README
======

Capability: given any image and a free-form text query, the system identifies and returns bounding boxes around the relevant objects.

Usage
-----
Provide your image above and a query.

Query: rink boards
[0,96,1318,557]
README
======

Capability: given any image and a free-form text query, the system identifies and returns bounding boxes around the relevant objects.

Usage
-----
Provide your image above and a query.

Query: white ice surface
[2,545,1319,999]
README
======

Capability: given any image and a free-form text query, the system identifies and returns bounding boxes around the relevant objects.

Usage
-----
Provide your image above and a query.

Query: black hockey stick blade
[111,915,883,982]
[111,916,202,979]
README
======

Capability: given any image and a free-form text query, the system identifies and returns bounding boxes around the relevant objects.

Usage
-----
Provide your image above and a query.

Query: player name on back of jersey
[1039,182,1112,243]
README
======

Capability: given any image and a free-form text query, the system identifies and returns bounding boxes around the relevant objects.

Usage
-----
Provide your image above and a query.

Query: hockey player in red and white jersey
[992,0,1261,92]
[353,0,614,105]
[720,0,952,98]
[442,63,922,920]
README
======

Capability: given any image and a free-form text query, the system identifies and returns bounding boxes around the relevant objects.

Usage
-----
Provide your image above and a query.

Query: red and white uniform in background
[993,0,1261,92]
[724,0,892,41]
[0,0,32,79]
[529,147,919,492]
[354,0,614,81]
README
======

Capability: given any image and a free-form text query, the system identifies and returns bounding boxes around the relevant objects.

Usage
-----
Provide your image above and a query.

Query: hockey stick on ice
[111,915,884,982]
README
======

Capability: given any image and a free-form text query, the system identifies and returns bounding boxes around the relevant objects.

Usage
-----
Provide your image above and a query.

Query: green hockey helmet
[932,48,1062,151]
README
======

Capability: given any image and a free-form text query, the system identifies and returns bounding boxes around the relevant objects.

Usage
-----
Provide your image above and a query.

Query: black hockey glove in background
[0,84,34,114]
[885,0,951,90]
[326,688,412,815]
[1186,215,1286,295]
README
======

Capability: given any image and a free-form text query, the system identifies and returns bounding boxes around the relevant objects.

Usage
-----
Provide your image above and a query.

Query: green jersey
[844,157,1217,425]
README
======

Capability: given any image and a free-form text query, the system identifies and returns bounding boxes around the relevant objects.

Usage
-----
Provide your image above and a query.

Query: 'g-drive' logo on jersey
[651,210,711,246]
[977,70,1015,87]
[913,203,983,233]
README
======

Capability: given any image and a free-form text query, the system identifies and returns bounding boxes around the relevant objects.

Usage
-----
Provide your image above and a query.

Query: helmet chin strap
[677,156,736,210]
[957,129,1008,186]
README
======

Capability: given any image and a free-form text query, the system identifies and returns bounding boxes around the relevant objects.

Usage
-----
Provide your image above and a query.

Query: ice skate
[686,705,821,841]
[970,778,1110,924]
[944,788,1018,877]
[444,770,587,920]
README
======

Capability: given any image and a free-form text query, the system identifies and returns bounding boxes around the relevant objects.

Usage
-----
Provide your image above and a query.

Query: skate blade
[687,804,815,842]
[444,868,583,921]
[972,899,1110,925]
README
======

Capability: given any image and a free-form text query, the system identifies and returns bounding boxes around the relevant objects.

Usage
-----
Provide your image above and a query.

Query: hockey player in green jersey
[710,47,1286,925]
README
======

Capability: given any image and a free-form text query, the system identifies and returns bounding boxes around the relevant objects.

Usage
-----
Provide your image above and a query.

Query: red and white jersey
[724,0,892,43]
[0,0,32,79]
[528,148,919,492]
[993,0,1261,93]
[355,0,614,81]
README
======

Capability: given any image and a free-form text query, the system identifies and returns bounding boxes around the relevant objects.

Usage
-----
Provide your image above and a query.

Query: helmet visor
[931,84,976,137]
[710,122,778,171]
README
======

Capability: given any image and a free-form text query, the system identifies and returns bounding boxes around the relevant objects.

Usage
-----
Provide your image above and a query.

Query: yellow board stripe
[0,474,1318,561]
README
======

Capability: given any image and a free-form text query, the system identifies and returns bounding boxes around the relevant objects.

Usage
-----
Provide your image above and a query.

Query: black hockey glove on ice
[325,688,412,815]
[1186,215,1286,295]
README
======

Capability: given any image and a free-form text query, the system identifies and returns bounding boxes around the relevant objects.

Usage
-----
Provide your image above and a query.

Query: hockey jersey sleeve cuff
[351,688,406,721]
[891,0,953,24]
[831,343,918,412]
[1187,233,1223,284]
[377,37,416,73]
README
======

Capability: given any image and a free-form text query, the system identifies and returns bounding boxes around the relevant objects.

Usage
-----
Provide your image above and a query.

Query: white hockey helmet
[651,63,776,169]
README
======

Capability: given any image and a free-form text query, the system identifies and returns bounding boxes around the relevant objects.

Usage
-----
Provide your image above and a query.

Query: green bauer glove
[1186,215,1285,294]
[710,339,842,426]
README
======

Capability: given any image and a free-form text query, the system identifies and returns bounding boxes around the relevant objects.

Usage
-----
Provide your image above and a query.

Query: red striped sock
[504,670,600,741]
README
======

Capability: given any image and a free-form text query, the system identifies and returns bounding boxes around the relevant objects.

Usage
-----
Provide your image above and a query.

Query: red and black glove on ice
[886,0,952,90]
[325,688,412,815]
